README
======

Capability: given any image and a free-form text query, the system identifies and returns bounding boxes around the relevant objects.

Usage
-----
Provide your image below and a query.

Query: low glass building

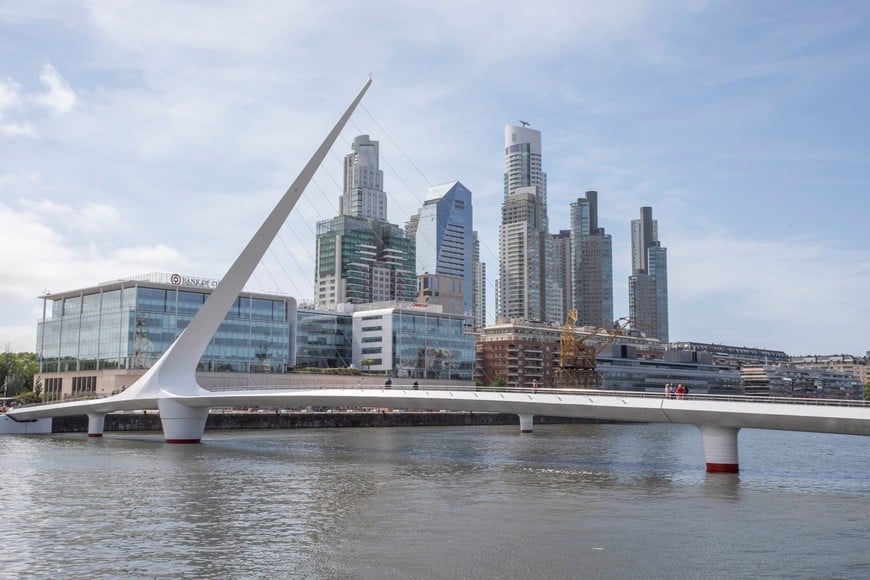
[37,272,297,377]
[295,308,353,369]
[352,304,476,380]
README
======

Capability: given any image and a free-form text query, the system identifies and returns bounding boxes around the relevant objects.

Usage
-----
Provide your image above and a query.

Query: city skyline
[0,2,868,355]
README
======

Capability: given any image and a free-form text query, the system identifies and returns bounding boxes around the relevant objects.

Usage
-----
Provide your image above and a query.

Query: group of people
[383,378,420,390]
[664,383,689,398]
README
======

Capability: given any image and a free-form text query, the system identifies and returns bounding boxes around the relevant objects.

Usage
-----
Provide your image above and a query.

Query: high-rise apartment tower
[498,125,560,323]
[570,191,613,328]
[629,206,668,342]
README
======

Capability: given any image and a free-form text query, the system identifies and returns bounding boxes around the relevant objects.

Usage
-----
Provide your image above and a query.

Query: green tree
[358,358,375,372]
[0,351,39,398]
[864,383,870,401]
[491,374,507,391]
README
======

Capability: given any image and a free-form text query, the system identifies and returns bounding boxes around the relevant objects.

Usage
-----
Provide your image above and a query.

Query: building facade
[406,181,474,318]
[295,308,353,369]
[474,319,735,392]
[790,354,870,385]
[741,363,863,399]
[668,342,789,368]
[351,304,476,380]
[570,190,613,328]
[340,134,387,221]
[315,135,416,308]
[498,125,560,324]
[551,229,572,321]
[36,273,297,401]
[315,215,416,307]
[629,206,669,341]
[471,231,486,330]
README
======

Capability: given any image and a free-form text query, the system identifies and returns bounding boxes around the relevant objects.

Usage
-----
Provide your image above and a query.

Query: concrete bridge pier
[519,413,534,433]
[87,413,106,437]
[698,424,740,473]
[158,399,209,443]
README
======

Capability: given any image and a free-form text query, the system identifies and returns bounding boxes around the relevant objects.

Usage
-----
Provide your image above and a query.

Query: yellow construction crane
[555,310,631,389]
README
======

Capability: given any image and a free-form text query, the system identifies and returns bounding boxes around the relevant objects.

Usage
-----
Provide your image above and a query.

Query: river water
[1,423,868,579]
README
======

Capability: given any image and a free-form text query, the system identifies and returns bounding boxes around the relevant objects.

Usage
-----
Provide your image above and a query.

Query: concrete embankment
[50,411,610,433]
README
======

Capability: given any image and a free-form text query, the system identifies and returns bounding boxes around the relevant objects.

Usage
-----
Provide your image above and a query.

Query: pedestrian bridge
[3,385,869,473]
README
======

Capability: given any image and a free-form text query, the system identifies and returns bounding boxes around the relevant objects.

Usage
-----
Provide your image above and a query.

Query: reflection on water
[1,423,868,579]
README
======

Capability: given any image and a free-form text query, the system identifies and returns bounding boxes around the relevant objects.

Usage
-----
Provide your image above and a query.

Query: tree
[491,374,507,391]
[358,358,375,372]
[864,383,870,401]
[0,351,39,398]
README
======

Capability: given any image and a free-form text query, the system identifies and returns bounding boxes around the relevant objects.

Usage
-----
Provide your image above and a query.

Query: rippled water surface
[1,423,868,579]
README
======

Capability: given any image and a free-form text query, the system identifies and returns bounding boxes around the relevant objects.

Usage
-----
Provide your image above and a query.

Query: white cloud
[0,77,21,112]
[0,121,39,139]
[34,63,76,113]
[0,200,189,349]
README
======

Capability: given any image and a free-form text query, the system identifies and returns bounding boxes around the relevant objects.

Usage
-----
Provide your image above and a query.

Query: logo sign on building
[170,273,219,289]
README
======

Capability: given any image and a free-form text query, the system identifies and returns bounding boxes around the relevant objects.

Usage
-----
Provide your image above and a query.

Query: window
[71,375,97,396]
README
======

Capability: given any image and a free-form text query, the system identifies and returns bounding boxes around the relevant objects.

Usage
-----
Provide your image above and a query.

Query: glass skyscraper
[405,181,474,317]
[315,135,416,308]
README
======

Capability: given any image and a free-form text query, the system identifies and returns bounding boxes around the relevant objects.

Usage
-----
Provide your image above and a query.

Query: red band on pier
[706,462,738,473]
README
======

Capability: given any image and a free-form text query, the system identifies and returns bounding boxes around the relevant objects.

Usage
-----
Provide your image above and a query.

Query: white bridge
[3,78,869,474]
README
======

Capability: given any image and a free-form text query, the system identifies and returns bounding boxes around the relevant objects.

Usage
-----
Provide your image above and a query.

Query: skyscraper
[629,206,669,342]
[552,230,572,320]
[315,135,416,308]
[570,191,613,328]
[406,181,474,318]
[498,124,560,323]
[340,135,387,220]
[472,231,486,330]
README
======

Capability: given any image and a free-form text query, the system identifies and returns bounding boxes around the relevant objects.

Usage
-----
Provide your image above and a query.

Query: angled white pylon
[119,79,373,400]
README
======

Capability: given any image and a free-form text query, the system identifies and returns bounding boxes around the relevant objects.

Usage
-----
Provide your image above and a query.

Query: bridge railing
[202,382,870,408]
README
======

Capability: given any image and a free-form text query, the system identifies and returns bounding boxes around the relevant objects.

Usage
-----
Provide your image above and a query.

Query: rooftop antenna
[519,120,530,128]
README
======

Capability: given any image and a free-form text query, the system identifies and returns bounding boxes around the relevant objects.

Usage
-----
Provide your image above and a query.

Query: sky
[0,0,868,357]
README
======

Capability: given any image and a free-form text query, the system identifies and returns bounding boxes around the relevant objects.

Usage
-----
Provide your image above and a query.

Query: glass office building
[295,308,353,369]
[352,305,476,380]
[36,273,296,375]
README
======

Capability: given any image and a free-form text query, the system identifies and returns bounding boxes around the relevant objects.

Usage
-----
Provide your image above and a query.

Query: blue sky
[0,0,867,356]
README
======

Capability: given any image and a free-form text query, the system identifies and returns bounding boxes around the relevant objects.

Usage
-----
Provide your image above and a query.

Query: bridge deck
[6,387,870,437]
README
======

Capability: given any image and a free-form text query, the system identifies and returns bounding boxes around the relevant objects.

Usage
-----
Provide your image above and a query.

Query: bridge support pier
[87,413,106,437]
[158,399,209,444]
[518,413,534,434]
[698,424,740,473]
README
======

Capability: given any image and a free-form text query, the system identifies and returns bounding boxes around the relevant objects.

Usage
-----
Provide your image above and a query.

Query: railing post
[698,424,740,473]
